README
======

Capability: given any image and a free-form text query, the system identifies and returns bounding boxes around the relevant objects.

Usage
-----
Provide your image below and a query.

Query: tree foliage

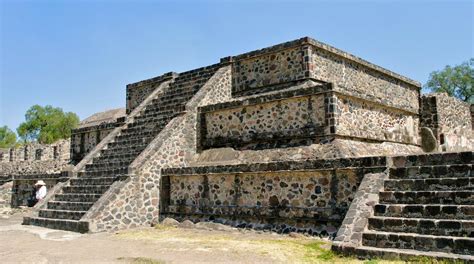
[17,105,80,144]
[0,126,17,148]
[424,58,474,103]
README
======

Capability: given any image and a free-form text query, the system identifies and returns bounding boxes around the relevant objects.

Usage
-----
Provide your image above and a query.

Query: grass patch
[406,256,465,264]
[364,260,379,264]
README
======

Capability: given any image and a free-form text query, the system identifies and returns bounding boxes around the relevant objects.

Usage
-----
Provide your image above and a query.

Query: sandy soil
[0,211,399,264]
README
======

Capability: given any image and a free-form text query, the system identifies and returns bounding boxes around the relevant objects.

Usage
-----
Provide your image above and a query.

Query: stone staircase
[359,152,474,261]
[24,65,220,233]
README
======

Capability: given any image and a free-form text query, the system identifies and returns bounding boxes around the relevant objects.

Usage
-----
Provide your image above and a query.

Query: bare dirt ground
[0,210,403,264]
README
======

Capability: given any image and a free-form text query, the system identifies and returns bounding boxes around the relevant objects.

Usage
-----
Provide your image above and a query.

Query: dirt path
[0,212,400,264]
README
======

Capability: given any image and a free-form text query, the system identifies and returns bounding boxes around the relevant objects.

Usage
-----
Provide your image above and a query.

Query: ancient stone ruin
[1,37,472,261]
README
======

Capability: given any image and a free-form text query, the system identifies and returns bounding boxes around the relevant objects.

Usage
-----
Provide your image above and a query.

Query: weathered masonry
[70,108,126,164]
[16,37,473,261]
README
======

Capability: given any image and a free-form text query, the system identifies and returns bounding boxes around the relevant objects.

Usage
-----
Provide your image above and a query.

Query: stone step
[39,209,87,221]
[23,216,89,233]
[368,216,474,237]
[101,144,147,154]
[362,231,474,255]
[47,201,94,211]
[112,135,154,145]
[62,185,110,194]
[379,191,474,204]
[133,110,177,122]
[85,161,131,171]
[70,176,119,186]
[97,148,143,161]
[374,204,474,220]
[389,164,472,179]
[384,177,474,191]
[123,122,168,135]
[92,156,137,166]
[81,167,128,177]
[54,193,102,203]
[122,123,167,135]
[142,102,186,114]
[342,245,474,262]
[391,152,473,168]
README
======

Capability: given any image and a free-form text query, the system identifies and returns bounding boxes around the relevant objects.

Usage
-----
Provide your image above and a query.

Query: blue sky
[1,0,473,133]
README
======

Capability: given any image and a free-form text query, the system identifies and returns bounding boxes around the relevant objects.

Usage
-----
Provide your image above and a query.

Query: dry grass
[116,226,410,264]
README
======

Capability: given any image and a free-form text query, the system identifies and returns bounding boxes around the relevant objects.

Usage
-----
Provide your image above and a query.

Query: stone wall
[230,37,421,115]
[161,157,386,235]
[309,46,419,113]
[471,104,474,130]
[335,94,419,145]
[0,161,70,178]
[71,123,120,164]
[1,139,70,163]
[232,44,312,96]
[126,72,177,114]
[199,84,330,150]
[198,86,420,151]
[421,93,473,151]
[71,108,126,164]
[0,181,13,210]
[0,139,71,179]
[436,94,473,151]
[11,174,66,207]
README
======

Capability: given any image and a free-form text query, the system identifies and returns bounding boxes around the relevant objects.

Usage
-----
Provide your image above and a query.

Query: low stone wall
[1,139,70,162]
[11,174,66,207]
[0,160,70,178]
[161,157,386,236]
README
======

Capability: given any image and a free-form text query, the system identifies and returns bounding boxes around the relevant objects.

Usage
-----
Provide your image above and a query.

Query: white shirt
[36,186,47,200]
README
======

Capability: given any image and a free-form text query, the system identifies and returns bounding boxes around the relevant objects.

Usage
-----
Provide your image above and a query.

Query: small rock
[195,221,236,231]
[178,220,195,228]
[161,217,179,227]
[421,127,438,152]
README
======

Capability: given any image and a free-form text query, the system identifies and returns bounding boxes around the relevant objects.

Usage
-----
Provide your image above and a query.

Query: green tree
[0,126,17,148]
[424,58,474,103]
[17,105,80,144]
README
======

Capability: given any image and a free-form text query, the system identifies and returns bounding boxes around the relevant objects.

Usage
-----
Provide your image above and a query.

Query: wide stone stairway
[359,152,474,260]
[24,65,220,232]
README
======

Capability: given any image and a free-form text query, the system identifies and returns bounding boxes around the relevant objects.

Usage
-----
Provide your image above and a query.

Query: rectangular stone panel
[166,169,364,222]
[335,94,420,145]
[199,85,331,150]
[232,45,310,96]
